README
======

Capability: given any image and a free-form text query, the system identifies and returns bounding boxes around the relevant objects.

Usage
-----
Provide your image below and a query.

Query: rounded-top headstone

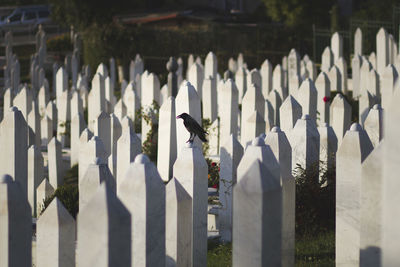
[252,137,265,146]
[134,153,150,164]
[94,157,102,165]
[372,104,381,110]
[185,142,194,148]
[0,174,13,183]
[350,123,362,132]
[9,106,18,112]
[302,114,310,120]
[166,57,178,72]
[337,94,343,99]
[271,126,281,133]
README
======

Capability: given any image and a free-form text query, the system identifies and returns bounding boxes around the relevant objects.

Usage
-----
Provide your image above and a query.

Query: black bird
[176,113,208,143]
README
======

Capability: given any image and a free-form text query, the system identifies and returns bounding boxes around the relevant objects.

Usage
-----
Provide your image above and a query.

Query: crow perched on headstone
[176,113,208,143]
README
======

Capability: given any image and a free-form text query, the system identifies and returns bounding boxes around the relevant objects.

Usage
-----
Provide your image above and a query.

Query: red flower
[211,162,216,167]
[212,184,217,189]
[323,96,330,103]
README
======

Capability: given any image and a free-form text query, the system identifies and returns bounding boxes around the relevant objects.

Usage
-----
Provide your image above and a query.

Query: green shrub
[141,101,160,163]
[41,184,79,219]
[47,33,73,52]
[206,158,219,189]
[202,118,212,156]
[40,165,79,218]
[207,241,232,267]
[294,160,336,237]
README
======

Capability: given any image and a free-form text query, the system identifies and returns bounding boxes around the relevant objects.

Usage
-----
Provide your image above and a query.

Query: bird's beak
[176,115,180,119]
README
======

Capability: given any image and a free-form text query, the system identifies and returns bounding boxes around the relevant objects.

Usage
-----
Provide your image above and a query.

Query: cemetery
[1,1,400,266]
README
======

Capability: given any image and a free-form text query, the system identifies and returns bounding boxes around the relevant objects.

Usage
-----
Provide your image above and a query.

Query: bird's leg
[186,132,195,143]
[190,133,197,143]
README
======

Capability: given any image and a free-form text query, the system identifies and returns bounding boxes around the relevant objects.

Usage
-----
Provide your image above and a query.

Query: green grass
[206,231,335,266]
[295,231,335,266]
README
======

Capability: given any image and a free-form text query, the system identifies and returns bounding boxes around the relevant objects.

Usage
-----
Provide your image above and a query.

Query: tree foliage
[261,0,335,29]
[46,0,145,30]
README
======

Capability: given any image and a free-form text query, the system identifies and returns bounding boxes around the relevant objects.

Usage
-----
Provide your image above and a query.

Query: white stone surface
[360,142,383,267]
[109,113,122,176]
[37,197,76,267]
[0,175,32,267]
[175,81,202,154]
[173,143,208,266]
[335,57,348,94]
[235,67,247,104]
[202,77,217,121]
[377,27,389,75]
[48,137,64,189]
[315,71,331,124]
[354,27,363,56]
[359,88,375,126]
[219,134,243,242]
[336,123,373,266]
[364,104,384,148]
[279,95,302,135]
[56,90,71,147]
[321,46,334,73]
[94,111,111,156]
[166,177,192,266]
[116,128,141,190]
[330,94,352,144]
[88,73,105,130]
[328,65,342,92]
[331,32,343,62]
[261,59,273,98]
[80,158,116,209]
[288,114,320,174]
[297,78,318,122]
[76,183,131,267]
[233,159,282,267]
[157,97,177,182]
[265,126,295,266]
[36,178,55,217]
[318,122,338,181]
[78,136,107,187]
[351,54,362,99]
[122,81,139,122]
[141,72,160,144]
[288,48,300,79]
[381,64,398,109]
[71,113,86,166]
[241,83,265,146]
[118,154,166,267]
[382,86,400,266]
[28,145,44,217]
[0,106,28,196]
[219,79,239,147]
[188,63,204,100]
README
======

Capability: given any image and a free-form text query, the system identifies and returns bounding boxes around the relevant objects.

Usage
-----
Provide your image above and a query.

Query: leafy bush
[41,184,79,219]
[202,118,212,156]
[206,158,220,189]
[40,164,79,218]
[294,160,336,237]
[47,33,73,52]
[141,101,160,163]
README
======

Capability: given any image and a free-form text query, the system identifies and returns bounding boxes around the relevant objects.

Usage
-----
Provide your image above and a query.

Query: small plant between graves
[41,165,79,218]
[141,100,159,162]
[293,160,336,237]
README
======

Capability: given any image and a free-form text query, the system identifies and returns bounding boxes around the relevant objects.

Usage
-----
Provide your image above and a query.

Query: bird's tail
[198,132,208,142]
